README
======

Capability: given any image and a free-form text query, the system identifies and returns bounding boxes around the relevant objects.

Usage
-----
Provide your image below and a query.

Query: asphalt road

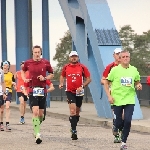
[0,108,149,150]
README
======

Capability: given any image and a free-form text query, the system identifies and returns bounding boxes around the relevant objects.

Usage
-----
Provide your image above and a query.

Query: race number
[120,77,132,86]
[33,87,44,96]
[76,89,84,96]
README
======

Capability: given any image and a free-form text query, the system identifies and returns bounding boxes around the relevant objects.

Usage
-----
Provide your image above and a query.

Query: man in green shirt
[104,50,142,150]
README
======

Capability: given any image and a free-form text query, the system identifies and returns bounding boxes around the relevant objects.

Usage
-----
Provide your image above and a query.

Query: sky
[0,0,150,66]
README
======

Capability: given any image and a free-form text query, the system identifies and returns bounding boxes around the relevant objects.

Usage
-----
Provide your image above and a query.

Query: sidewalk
[11,101,150,133]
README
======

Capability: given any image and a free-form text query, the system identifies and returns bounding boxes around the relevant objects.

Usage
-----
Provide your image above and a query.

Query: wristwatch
[80,85,84,88]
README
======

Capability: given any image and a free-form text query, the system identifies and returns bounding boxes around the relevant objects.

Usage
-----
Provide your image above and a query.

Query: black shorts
[6,92,12,102]
[0,95,4,106]
[66,91,83,108]
[17,92,28,101]
[29,93,46,109]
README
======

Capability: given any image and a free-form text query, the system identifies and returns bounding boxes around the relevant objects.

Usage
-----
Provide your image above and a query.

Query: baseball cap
[69,51,78,57]
[114,48,122,54]
[20,61,25,65]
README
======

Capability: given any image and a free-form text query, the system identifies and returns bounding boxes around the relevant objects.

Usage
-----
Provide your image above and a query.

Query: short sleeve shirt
[107,64,140,106]
[61,63,90,93]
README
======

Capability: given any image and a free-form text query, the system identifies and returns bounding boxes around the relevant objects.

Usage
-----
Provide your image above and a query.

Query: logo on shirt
[120,77,132,86]
[67,73,81,82]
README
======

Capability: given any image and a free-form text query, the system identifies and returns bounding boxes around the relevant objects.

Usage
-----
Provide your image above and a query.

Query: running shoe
[120,144,128,150]
[19,118,25,124]
[6,124,11,132]
[114,134,121,143]
[71,130,78,140]
[35,133,42,144]
[0,124,4,131]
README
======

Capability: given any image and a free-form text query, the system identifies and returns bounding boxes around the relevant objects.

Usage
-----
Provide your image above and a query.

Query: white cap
[114,48,122,54]
[69,51,78,57]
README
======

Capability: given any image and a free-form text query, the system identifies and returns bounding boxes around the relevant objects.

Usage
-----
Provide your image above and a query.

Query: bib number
[121,77,132,86]
[76,89,84,96]
[33,87,44,96]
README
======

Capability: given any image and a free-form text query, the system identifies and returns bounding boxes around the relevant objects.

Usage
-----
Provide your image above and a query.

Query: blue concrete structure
[58,0,143,119]
[1,0,7,60]
[14,0,30,104]
[42,0,50,107]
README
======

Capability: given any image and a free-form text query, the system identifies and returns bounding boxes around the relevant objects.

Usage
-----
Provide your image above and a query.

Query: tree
[119,25,150,75]
[53,30,72,80]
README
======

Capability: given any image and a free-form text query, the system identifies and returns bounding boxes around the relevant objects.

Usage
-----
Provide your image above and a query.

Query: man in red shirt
[59,51,91,140]
[101,48,123,143]
[22,45,53,144]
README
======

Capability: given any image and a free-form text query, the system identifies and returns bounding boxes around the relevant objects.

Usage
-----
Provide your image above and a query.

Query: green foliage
[119,25,150,75]
[53,30,72,80]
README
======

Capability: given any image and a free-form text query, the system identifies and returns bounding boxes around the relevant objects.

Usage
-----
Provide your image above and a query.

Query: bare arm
[100,77,106,85]
[103,80,114,104]
[83,77,91,87]
[59,75,65,89]
[45,73,54,80]
[2,81,6,93]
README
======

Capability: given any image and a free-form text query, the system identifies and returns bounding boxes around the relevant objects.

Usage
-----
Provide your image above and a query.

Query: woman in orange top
[14,61,29,124]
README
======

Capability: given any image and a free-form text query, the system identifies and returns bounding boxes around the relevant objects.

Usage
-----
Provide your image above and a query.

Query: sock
[122,142,126,146]
[6,122,9,125]
[38,116,44,124]
[0,122,3,125]
[69,116,77,131]
[32,117,40,136]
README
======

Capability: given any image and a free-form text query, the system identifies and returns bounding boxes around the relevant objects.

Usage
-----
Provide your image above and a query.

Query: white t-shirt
[0,69,4,95]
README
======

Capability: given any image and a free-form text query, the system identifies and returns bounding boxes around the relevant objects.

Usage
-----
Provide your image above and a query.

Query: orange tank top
[16,71,29,92]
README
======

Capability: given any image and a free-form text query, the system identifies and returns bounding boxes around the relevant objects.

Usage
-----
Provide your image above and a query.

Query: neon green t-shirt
[107,64,140,106]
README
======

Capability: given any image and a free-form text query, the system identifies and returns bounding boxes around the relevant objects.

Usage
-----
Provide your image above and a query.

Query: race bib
[33,87,44,96]
[121,77,132,86]
[76,89,84,96]
[6,88,9,95]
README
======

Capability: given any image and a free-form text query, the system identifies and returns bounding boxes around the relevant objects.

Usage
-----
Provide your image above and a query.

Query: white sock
[122,142,126,146]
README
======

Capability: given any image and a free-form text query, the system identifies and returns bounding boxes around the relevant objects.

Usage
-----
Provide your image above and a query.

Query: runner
[101,48,123,143]
[103,50,142,150]
[59,51,91,140]
[0,68,7,131]
[22,45,53,144]
[0,60,16,131]
[14,61,29,124]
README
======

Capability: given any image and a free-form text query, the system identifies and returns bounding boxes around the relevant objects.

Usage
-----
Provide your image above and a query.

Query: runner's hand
[59,84,63,89]
[76,87,83,93]
[108,95,114,104]
[3,94,7,100]
[37,75,45,81]
[136,83,142,90]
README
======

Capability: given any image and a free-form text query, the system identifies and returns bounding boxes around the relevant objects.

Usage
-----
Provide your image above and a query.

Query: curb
[11,105,150,134]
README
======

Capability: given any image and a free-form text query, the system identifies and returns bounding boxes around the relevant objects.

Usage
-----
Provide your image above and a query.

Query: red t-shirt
[61,63,90,93]
[102,62,118,78]
[23,58,53,93]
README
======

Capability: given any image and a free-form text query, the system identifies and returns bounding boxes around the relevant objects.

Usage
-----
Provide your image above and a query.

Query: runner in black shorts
[22,45,53,144]
[15,61,29,124]
[59,51,91,140]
